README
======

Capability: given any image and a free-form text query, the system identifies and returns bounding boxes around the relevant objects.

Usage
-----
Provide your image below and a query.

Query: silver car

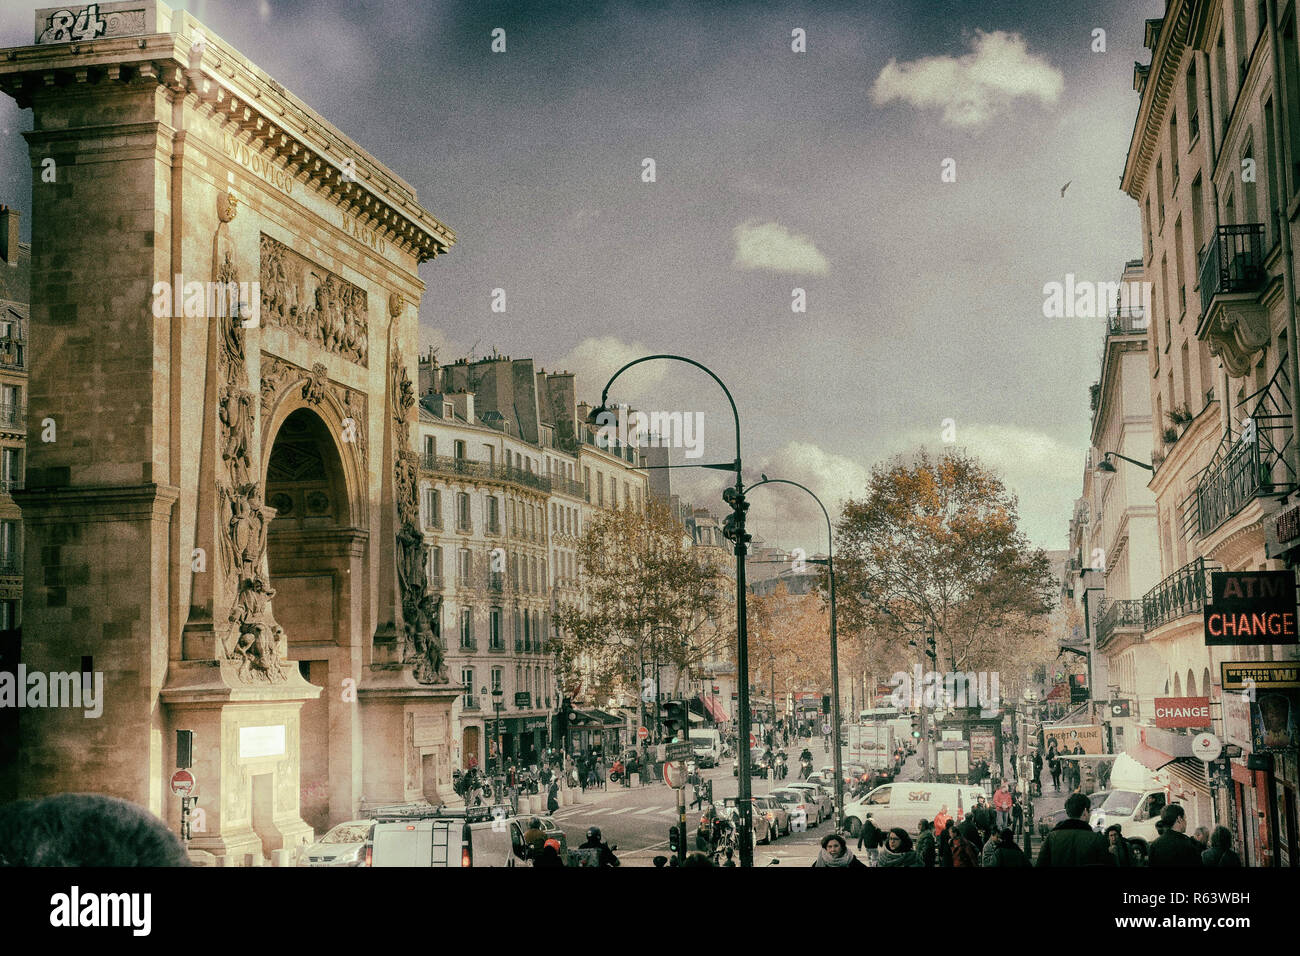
[298,820,372,866]
[768,788,821,830]
[781,781,834,825]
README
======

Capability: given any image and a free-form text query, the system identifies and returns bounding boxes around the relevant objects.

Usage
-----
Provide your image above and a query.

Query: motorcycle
[775,753,788,780]
[799,756,813,780]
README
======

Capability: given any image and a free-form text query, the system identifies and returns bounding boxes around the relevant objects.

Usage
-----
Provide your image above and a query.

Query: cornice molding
[0,33,454,263]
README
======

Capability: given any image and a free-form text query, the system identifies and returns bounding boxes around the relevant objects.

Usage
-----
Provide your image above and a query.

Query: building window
[461,669,475,706]
[491,667,502,694]
[443,402,454,418]
[490,607,503,649]
[523,610,531,650]
[454,439,466,459]
[460,607,474,648]
[424,435,436,460]
[487,496,500,534]
[456,492,471,532]
[458,547,472,586]
[428,546,443,585]
[423,487,441,528]
[1,447,21,492]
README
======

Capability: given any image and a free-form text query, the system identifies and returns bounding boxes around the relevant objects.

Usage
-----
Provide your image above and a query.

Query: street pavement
[548,736,918,866]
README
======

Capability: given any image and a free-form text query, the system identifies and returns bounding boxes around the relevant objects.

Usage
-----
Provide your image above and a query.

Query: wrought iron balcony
[1096,599,1144,649]
[419,453,552,494]
[427,575,444,592]
[1107,305,1148,335]
[1199,224,1266,314]
[1141,557,1220,632]
[1192,357,1294,538]
[551,475,586,499]
[0,403,25,430]
[0,339,24,370]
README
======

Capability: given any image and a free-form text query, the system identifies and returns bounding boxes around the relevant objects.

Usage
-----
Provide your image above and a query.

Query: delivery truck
[848,723,896,771]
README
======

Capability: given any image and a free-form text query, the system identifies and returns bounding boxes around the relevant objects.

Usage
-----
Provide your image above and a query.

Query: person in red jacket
[933,805,952,834]
[993,783,1013,831]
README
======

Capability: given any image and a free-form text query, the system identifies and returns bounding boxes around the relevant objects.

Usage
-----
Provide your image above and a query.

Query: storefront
[564,709,624,757]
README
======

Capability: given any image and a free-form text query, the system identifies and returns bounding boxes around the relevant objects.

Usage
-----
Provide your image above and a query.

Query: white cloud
[550,336,670,403]
[732,220,830,276]
[871,30,1063,128]
[738,441,872,551]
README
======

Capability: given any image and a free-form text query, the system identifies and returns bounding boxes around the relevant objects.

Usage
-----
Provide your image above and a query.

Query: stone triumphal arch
[0,1,458,862]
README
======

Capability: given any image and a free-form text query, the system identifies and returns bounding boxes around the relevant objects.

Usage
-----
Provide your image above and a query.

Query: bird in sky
[1060,181,1071,197]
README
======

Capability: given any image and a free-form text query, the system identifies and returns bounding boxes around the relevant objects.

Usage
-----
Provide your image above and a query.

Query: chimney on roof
[0,206,18,267]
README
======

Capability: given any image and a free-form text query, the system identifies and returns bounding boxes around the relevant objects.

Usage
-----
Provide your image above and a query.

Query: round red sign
[749,732,757,748]
[637,726,649,741]
[170,769,195,796]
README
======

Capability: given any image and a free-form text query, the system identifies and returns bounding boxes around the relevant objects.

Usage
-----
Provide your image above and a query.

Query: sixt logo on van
[907,791,934,802]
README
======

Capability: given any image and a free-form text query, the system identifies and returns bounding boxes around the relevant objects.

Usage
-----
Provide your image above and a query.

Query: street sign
[1107,699,1131,718]
[637,726,649,741]
[822,722,830,735]
[1191,732,1222,763]
[749,732,756,748]
[514,692,531,708]
[663,760,685,788]
[665,740,693,762]
[170,769,195,796]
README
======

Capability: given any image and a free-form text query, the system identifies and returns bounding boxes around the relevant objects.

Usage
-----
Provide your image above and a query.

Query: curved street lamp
[1096,451,1153,473]
[745,474,846,831]
[593,354,757,865]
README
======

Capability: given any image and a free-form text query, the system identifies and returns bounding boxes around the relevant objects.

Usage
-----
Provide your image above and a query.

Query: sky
[0,0,1166,555]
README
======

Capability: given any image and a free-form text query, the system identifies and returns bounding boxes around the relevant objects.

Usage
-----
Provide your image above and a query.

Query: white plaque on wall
[239,724,286,759]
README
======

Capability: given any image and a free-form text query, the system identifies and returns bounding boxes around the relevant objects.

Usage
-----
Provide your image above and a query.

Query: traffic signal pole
[595,353,753,864]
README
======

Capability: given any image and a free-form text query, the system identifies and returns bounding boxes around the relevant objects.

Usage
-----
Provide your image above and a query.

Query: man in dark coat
[1035,793,1114,866]
[915,817,937,867]
[1148,805,1204,867]
[971,795,995,834]
[958,812,983,850]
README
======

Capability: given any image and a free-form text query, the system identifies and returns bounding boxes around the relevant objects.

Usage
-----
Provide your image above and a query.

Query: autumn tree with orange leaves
[834,449,1057,680]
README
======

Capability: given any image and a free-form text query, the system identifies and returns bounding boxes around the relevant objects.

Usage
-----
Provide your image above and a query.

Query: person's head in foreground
[0,793,191,866]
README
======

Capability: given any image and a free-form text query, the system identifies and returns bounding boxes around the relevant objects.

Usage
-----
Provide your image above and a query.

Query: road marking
[583,807,613,815]
[634,806,661,814]
[607,806,637,814]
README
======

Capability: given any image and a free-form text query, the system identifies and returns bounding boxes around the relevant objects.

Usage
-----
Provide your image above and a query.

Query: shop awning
[702,694,730,723]
[1126,740,1177,774]
[586,708,625,725]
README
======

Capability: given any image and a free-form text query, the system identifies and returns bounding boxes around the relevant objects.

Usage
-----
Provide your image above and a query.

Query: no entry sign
[638,726,649,741]
[170,769,195,796]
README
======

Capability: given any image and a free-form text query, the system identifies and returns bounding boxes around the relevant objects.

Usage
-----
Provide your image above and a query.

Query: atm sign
[1204,571,1298,647]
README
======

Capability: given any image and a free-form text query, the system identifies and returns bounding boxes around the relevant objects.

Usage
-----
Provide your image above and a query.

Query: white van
[842,782,986,837]
[1090,789,1170,844]
[690,729,723,768]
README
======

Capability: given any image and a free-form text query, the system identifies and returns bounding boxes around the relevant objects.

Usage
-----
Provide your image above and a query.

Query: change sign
[1204,571,1298,646]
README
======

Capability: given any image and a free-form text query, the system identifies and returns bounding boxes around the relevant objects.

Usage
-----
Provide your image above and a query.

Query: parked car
[298,819,372,866]
[752,795,790,843]
[781,781,834,824]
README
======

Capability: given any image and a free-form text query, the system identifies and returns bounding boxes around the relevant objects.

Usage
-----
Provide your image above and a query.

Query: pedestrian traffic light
[668,825,680,854]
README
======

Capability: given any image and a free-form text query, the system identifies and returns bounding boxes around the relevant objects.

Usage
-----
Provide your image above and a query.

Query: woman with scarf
[876,828,923,867]
[812,831,867,868]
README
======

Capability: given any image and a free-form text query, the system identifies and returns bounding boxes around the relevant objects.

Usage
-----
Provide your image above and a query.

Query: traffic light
[721,486,751,544]
[821,694,831,715]
[668,825,681,854]
[911,729,921,739]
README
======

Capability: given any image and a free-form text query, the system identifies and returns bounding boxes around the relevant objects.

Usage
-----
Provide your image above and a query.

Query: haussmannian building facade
[1115,0,1300,864]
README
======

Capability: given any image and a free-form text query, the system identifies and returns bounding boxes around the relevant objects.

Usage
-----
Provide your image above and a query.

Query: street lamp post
[768,653,777,739]
[595,354,755,865]
[490,685,506,808]
[744,475,846,832]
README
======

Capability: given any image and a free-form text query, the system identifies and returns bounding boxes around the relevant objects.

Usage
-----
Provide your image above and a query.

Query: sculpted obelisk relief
[213,193,288,684]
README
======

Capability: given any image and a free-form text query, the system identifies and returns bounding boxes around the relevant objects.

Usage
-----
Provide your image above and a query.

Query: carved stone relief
[260,233,369,366]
